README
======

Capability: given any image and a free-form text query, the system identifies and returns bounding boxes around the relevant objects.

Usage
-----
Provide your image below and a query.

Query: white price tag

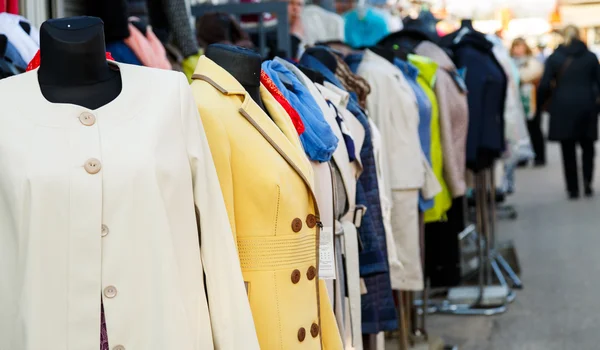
[319,226,336,280]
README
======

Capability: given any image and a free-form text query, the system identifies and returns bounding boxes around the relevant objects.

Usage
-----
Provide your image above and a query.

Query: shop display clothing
[0,0,19,14]
[302,5,345,46]
[357,49,429,194]
[0,62,258,350]
[343,7,389,49]
[332,53,370,110]
[300,53,398,334]
[449,31,506,171]
[409,54,452,223]
[190,56,342,350]
[262,60,338,162]
[317,80,365,350]
[394,58,434,211]
[3,39,27,70]
[415,41,469,198]
[0,13,39,62]
[357,50,440,291]
[538,39,600,142]
[276,59,360,347]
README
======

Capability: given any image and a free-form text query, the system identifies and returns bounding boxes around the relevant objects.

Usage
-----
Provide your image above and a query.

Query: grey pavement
[389,142,600,349]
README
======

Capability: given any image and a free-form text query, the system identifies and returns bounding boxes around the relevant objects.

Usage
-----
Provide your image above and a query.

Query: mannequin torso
[204,44,266,112]
[370,46,395,63]
[305,46,338,72]
[37,16,122,110]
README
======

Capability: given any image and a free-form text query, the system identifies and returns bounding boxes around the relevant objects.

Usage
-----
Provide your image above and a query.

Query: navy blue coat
[450,32,506,171]
[538,39,600,142]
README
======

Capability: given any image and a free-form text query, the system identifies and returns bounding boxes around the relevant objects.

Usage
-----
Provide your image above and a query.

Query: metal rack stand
[417,166,515,316]
[190,2,291,58]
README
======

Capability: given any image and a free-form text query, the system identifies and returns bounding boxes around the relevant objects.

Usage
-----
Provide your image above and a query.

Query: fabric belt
[237,232,316,270]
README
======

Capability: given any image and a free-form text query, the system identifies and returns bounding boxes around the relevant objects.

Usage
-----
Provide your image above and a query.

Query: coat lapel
[191,56,315,193]
[239,87,315,191]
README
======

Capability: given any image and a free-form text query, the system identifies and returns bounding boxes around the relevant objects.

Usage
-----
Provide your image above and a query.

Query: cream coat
[357,50,440,291]
[317,81,365,350]
[0,63,259,349]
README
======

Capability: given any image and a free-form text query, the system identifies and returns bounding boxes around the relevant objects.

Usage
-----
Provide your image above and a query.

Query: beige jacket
[0,62,258,349]
[416,41,469,197]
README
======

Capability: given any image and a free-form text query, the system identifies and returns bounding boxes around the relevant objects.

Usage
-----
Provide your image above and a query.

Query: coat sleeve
[178,76,260,350]
[536,55,556,112]
[421,152,441,200]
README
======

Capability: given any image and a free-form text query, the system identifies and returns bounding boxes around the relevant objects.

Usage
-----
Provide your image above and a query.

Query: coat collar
[192,55,315,192]
[408,54,438,88]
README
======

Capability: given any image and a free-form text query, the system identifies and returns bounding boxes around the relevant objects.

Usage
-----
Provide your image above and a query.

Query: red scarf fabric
[260,70,305,135]
[26,50,115,72]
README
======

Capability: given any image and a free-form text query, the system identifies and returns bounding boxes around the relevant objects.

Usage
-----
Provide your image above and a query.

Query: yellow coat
[409,54,453,223]
[190,56,342,350]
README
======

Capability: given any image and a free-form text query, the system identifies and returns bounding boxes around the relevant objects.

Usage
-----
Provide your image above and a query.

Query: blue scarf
[262,60,338,162]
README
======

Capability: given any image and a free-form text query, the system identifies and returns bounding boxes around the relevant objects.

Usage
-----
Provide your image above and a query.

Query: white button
[101,225,109,237]
[84,158,102,174]
[113,346,125,350]
[78,112,96,126]
[103,285,117,299]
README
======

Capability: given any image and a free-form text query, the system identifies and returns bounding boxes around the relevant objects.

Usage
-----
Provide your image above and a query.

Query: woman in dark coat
[538,25,600,199]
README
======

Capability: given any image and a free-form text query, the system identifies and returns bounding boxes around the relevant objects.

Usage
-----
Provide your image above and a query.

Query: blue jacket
[451,32,506,170]
[395,58,435,211]
[300,53,398,334]
[262,60,338,162]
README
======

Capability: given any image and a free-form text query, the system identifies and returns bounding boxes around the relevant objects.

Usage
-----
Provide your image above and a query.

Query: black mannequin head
[461,19,473,30]
[369,46,395,63]
[205,43,265,111]
[304,46,338,72]
[0,35,7,58]
[37,16,122,110]
[298,65,325,85]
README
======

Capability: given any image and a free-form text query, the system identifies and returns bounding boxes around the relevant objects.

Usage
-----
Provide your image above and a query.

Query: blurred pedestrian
[538,25,600,199]
[511,37,545,167]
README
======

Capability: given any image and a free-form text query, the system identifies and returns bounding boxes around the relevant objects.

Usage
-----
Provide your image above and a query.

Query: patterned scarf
[332,54,371,110]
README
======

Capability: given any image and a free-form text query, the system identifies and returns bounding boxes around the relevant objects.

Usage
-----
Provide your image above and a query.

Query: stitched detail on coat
[238,233,316,270]
[274,271,283,349]
[274,185,280,236]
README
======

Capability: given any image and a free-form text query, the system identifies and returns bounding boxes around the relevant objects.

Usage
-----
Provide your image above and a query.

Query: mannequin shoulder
[0,70,34,94]
[120,63,184,87]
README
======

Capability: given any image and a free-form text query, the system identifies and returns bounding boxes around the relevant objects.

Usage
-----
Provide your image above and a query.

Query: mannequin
[305,46,338,72]
[37,16,122,110]
[370,46,395,63]
[204,43,266,112]
[460,19,474,30]
[298,65,325,85]
[0,34,6,57]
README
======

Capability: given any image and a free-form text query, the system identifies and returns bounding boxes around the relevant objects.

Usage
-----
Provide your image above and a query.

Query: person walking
[538,25,600,199]
[511,38,545,167]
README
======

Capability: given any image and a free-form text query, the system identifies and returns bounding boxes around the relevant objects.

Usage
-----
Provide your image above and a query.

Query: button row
[291,266,316,284]
[291,214,318,232]
[297,323,320,342]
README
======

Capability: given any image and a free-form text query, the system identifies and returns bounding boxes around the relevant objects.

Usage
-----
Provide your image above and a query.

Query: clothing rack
[190,2,291,58]
[417,165,518,316]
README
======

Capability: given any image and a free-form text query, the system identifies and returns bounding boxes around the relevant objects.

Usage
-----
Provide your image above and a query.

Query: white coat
[0,63,259,350]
